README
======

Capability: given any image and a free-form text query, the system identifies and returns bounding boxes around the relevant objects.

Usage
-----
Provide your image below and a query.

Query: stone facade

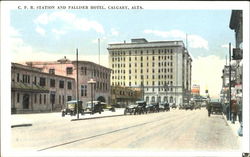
[26,57,112,106]
[11,63,75,113]
[108,38,192,105]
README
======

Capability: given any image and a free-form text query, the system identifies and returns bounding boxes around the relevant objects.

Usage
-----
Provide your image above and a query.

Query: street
[11,108,240,152]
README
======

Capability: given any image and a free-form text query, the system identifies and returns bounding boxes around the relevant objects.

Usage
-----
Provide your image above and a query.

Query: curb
[11,124,32,128]
[71,114,124,121]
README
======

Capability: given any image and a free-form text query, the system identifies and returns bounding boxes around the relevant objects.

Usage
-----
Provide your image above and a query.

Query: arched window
[151,96,155,103]
[164,96,168,103]
[146,96,149,103]
[157,96,161,103]
[170,96,173,103]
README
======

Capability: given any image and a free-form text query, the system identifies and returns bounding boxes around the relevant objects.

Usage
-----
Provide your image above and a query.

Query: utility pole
[76,48,79,119]
[98,38,100,65]
[229,43,231,121]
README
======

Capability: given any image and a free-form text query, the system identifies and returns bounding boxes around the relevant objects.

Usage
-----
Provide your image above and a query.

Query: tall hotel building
[108,38,192,105]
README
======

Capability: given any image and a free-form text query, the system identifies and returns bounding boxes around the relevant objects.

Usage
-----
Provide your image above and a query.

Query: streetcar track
[37,111,197,151]
[38,117,165,151]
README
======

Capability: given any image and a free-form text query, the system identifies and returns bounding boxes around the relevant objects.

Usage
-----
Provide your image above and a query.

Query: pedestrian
[231,100,238,124]
[206,101,211,117]
[237,98,242,123]
[225,103,230,120]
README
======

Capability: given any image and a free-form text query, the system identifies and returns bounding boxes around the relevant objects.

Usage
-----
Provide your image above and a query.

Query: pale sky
[8,2,240,98]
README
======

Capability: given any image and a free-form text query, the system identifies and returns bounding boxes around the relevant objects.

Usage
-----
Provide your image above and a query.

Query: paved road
[11,108,240,152]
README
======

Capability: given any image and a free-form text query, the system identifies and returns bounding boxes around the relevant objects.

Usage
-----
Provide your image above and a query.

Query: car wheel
[124,109,127,115]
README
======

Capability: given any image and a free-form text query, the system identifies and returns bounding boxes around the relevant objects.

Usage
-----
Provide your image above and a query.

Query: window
[17,93,20,103]
[44,94,46,104]
[59,80,64,88]
[34,94,37,103]
[40,77,46,86]
[84,67,87,75]
[17,73,20,82]
[81,85,87,97]
[67,96,72,101]
[22,74,30,83]
[49,69,55,74]
[66,67,73,75]
[59,95,61,104]
[68,81,72,89]
[34,76,37,85]
[50,79,55,87]
[40,94,42,104]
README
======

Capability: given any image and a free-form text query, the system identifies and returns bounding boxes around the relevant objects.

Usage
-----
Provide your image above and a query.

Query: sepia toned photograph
[1,1,249,157]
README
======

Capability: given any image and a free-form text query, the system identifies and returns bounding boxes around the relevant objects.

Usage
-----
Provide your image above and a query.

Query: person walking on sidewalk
[231,100,238,124]
[237,98,243,136]
[206,101,211,117]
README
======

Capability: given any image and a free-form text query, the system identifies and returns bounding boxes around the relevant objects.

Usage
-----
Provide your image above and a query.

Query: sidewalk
[11,108,125,127]
[222,113,243,148]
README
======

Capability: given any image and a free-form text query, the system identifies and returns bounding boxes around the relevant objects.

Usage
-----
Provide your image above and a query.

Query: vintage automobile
[61,100,84,117]
[85,101,104,114]
[160,102,170,111]
[102,102,115,112]
[170,103,177,109]
[184,102,194,110]
[210,100,223,115]
[145,103,155,113]
[124,101,147,115]
[194,102,201,110]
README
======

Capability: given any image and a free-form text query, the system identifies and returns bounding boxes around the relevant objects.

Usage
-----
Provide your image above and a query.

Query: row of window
[111,49,174,56]
[112,80,173,87]
[112,61,173,69]
[112,74,173,80]
[112,55,174,62]
[16,93,72,106]
[112,68,173,75]
[145,96,174,103]
[49,66,109,80]
[111,89,135,97]
[15,73,73,90]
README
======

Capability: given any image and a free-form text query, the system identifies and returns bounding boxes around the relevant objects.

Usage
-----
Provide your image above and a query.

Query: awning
[11,82,49,93]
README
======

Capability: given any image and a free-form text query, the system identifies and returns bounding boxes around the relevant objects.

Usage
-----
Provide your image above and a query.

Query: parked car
[184,102,194,110]
[160,102,170,111]
[146,103,155,113]
[124,101,147,115]
[194,103,201,110]
[102,102,115,112]
[85,101,104,114]
[179,103,185,110]
[61,100,84,117]
[170,103,177,109]
[210,101,223,115]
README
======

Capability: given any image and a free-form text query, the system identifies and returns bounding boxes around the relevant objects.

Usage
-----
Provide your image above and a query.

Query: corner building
[26,57,112,106]
[108,38,192,105]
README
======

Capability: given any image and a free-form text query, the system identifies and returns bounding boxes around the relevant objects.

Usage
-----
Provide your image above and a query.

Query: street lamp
[88,78,96,113]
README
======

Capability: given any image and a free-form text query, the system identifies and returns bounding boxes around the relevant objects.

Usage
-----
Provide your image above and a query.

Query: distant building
[111,86,142,107]
[229,10,243,103]
[25,57,112,106]
[191,84,200,95]
[11,63,75,113]
[108,38,192,105]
